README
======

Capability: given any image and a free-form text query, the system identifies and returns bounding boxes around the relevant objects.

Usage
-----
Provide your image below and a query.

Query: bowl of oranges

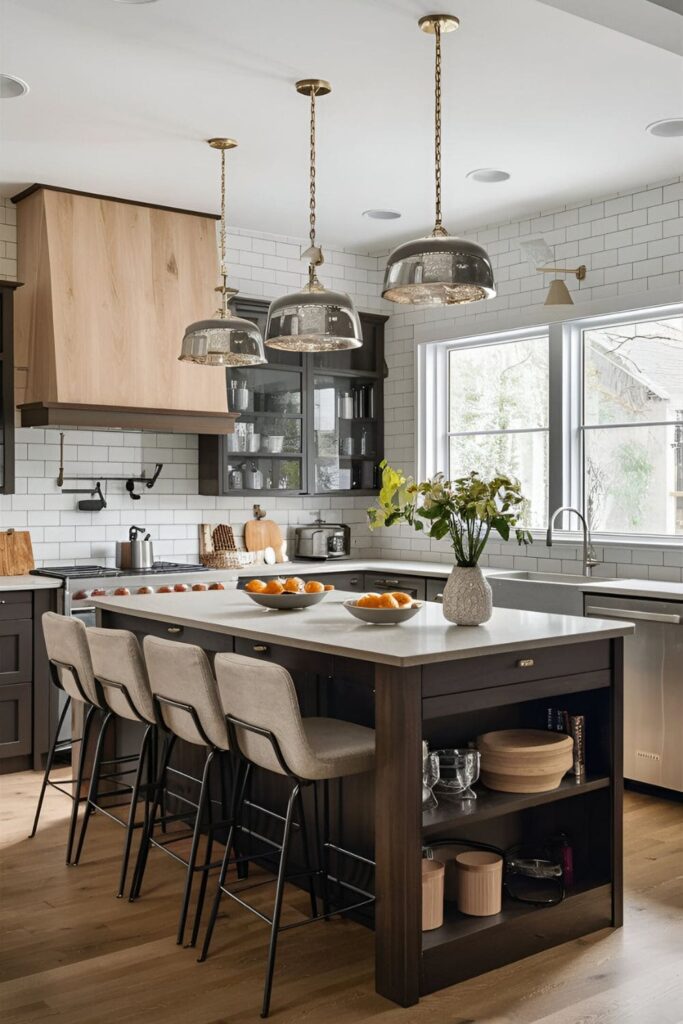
[243,577,334,610]
[343,592,422,624]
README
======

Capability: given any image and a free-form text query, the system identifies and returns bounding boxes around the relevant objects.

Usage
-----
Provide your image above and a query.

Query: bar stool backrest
[143,635,228,749]
[42,611,101,706]
[87,627,156,724]
[214,653,313,778]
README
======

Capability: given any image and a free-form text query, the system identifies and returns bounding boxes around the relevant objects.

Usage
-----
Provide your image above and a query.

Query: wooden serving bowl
[476,729,574,794]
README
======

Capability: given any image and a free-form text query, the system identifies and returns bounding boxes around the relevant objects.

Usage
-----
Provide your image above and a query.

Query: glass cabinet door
[312,374,379,492]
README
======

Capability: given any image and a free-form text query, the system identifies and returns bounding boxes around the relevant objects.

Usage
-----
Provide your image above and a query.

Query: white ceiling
[2,0,682,251]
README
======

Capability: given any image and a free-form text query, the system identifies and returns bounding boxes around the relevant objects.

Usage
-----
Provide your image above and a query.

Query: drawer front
[0,681,32,758]
[0,619,33,685]
[426,577,446,603]
[234,637,333,677]
[0,591,32,621]
[363,573,426,600]
[98,611,235,655]
[422,639,612,699]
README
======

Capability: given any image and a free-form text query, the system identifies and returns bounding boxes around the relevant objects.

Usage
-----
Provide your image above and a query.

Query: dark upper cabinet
[199,301,387,497]
[0,282,19,495]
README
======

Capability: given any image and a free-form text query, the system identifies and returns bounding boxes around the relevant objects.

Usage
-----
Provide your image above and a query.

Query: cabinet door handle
[252,644,269,653]
[349,578,359,585]
[376,578,400,586]
[516,658,535,668]
[166,626,182,634]
[0,600,5,605]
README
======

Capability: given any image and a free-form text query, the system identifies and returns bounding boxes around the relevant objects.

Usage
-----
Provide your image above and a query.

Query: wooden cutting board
[0,530,35,575]
[244,520,285,562]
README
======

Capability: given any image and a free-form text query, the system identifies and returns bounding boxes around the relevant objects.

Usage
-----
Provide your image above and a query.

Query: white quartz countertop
[92,589,633,668]
[0,574,63,592]
[581,578,683,601]
[233,559,503,580]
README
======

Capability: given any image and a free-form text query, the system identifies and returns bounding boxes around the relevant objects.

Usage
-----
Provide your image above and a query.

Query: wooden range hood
[12,184,238,433]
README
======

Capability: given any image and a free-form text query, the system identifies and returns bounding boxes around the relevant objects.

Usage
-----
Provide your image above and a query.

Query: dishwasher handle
[585,605,681,625]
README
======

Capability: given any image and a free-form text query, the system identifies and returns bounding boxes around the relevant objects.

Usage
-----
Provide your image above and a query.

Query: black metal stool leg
[295,786,318,920]
[72,710,113,865]
[116,723,152,899]
[176,749,214,947]
[198,761,249,963]
[65,703,97,865]
[321,779,331,918]
[130,732,176,901]
[29,695,71,839]
[261,782,299,1019]
[187,755,218,948]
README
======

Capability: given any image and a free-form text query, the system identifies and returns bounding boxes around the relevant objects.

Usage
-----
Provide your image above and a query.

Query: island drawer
[98,612,235,655]
[234,637,333,676]
[422,639,612,700]
[0,591,33,621]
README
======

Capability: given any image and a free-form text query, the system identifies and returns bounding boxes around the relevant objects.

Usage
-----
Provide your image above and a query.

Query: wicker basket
[200,550,258,570]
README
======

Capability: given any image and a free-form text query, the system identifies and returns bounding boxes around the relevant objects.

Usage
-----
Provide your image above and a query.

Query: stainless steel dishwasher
[584,594,682,792]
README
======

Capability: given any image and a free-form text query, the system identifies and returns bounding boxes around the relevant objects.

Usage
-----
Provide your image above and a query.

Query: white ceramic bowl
[343,598,423,624]
[244,590,327,611]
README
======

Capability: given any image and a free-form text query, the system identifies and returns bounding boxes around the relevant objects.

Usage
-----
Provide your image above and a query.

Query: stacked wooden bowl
[477,729,574,793]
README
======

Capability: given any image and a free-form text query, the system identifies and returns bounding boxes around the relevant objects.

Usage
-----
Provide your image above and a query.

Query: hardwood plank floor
[1,770,682,1023]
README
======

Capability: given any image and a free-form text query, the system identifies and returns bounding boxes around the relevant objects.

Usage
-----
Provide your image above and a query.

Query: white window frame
[418,301,683,545]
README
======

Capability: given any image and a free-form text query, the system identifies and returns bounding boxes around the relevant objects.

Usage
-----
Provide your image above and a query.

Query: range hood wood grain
[13,185,236,434]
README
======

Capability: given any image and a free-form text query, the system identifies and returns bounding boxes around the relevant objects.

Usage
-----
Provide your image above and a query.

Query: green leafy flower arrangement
[368,461,533,567]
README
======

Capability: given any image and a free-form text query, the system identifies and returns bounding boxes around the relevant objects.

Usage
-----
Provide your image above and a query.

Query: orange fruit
[357,593,381,608]
[263,580,285,595]
[323,584,335,591]
[392,592,412,607]
[283,577,304,593]
[378,593,400,609]
[304,580,324,593]
[245,579,267,593]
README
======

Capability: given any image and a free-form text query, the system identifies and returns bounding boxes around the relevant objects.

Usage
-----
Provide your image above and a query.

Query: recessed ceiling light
[646,118,683,138]
[466,168,510,183]
[362,209,401,220]
[0,74,29,99]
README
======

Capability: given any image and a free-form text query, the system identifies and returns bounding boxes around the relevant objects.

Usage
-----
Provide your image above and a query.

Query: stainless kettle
[116,525,154,570]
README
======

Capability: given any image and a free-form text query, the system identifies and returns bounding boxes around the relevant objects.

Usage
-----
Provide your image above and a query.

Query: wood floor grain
[1,770,682,1023]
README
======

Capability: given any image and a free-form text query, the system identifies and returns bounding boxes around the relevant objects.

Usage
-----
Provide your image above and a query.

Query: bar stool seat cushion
[42,611,102,707]
[87,627,156,724]
[214,653,375,781]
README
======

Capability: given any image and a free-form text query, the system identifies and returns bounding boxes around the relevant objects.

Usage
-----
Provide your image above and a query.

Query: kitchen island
[93,589,632,1007]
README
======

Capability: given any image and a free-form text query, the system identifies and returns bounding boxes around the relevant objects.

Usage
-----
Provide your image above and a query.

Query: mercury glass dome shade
[265,285,363,352]
[179,313,266,366]
[382,234,496,305]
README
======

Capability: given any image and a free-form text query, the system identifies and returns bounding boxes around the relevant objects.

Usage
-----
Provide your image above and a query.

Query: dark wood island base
[96,592,626,1009]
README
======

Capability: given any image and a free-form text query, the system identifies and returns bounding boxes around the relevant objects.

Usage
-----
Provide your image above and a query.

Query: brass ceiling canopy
[179,138,266,367]
[265,79,363,353]
[383,13,496,306]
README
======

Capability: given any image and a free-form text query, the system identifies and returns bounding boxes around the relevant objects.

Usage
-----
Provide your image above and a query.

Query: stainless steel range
[31,562,239,623]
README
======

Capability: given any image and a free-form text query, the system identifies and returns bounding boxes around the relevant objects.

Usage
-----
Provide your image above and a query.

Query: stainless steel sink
[493,571,617,585]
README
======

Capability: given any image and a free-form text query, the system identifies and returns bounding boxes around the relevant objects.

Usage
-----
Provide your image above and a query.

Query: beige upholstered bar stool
[30,612,105,864]
[131,635,234,948]
[70,627,158,897]
[200,652,376,1019]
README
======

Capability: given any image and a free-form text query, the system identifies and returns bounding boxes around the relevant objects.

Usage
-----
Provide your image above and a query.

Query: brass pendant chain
[220,144,228,311]
[309,87,316,254]
[433,21,446,237]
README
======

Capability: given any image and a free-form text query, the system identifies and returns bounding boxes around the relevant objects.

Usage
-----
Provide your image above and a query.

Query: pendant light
[179,139,266,366]
[265,80,363,353]
[382,15,496,305]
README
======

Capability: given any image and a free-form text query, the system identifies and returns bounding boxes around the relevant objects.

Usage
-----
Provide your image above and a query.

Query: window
[420,304,683,541]
[582,314,683,536]
[447,336,549,528]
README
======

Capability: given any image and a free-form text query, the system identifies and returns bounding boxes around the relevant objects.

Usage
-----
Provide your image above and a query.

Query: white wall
[2,178,683,583]
[379,177,683,582]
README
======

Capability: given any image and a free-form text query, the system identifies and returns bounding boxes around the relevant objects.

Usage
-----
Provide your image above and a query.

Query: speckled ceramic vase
[442,566,492,626]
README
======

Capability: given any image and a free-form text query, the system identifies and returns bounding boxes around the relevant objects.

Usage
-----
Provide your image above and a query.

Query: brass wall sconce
[537,264,587,306]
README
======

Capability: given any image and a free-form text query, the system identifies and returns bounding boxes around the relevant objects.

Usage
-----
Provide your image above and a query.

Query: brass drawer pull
[516,657,535,668]
[166,626,182,634]
[252,644,269,653]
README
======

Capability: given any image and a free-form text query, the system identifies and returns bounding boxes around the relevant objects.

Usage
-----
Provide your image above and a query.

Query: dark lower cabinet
[363,572,426,600]
[0,588,57,773]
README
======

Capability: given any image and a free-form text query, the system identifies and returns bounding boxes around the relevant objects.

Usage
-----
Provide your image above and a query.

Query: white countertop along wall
[0,574,62,592]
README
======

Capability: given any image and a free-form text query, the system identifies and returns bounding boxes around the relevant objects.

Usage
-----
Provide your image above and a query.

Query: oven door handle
[72,605,97,615]
[585,605,680,625]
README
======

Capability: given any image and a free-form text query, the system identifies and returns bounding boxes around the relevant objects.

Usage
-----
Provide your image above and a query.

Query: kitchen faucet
[546,506,600,577]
